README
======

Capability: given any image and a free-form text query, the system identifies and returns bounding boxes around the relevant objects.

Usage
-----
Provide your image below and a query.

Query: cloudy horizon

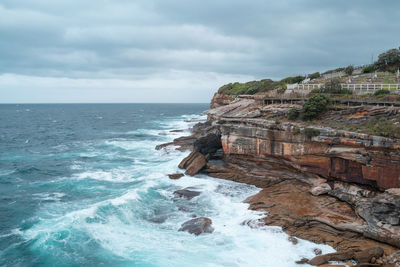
[1,0,399,103]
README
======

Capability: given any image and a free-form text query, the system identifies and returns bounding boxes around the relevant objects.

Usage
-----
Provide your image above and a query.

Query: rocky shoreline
[159,95,400,266]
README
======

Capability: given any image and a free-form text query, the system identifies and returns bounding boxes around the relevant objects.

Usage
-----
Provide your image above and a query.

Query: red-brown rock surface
[178,151,207,175]
[163,94,400,261]
[211,116,400,190]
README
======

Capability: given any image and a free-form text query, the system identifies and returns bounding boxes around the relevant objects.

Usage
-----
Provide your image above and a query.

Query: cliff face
[207,95,400,191]
[202,94,400,249]
[168,94,400,253]
[217,118,400,190]
[210,93,237,108]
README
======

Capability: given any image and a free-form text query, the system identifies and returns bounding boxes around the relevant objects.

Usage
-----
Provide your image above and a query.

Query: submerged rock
[168,173,184,179]
[173,188,201,200]
[178,217,214,235]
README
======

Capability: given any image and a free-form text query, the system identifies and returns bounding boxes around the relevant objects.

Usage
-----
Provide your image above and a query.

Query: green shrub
[277,87,286,94]
[363,65,375,73]
[293,128,301,135]
[344,65,354,76]
[288,108,299,120]
[304,128,320,138]
[374,89,390,96]
[300,94,331,121]
[309,72,320,80]
[217,79,277,95]
[275,119,281,125]
[375,48,400,71]
[280,75,305,84]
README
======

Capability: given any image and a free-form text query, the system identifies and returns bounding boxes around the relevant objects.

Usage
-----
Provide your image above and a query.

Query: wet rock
[148,216,168,224]
[313,248,322,255]
[288,236,298,245]
[308,251,355,266]
[310,183,332,196]
[178,217,214,235]
[178,151,207,176]
[295,258,309,264]
[308,247,384,266]
[168,173,184,179]
[173,188,201,200]
[155,136,197,151]
[353,247,384,263]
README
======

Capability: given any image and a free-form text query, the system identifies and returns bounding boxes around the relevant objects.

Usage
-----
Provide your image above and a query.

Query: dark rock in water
[173,188,201,200]
[288,236,298,245]
[178,217,214,235]
[170,129,184,133]
[308,247,384,266]
[308,251,355,266]
[295,258,309,264]
[168,173,184,179]
[313,248,322,255]
[155,136,197,151]
[148,216,168,224]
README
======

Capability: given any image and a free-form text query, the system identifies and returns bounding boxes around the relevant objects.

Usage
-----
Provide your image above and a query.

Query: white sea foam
[32,192,66,201]
[0,169,15,176]
[20,113,339,266]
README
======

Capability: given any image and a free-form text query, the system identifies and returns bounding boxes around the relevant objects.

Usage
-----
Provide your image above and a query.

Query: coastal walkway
[289,83,400,95]
[261,98,400,107]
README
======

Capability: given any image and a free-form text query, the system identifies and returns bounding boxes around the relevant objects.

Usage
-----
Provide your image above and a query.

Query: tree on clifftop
[344,65,354,75]
[375,48,400,71]
[301,94,331,121]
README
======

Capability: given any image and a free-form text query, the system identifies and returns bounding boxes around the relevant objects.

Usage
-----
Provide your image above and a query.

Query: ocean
[0,104,333,267]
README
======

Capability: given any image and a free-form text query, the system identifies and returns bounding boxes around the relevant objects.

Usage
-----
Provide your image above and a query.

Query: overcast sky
[1,0,399,103]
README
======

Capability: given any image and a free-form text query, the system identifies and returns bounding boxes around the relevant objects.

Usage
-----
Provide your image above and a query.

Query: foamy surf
[0,104,335,266]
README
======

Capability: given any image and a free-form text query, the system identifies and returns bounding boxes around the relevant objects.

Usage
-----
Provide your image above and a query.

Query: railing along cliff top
[261,97,400,107]
[290,83,400,94]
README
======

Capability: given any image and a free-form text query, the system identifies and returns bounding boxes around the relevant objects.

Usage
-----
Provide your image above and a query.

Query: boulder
[173,188,201,200]
[353,247,384,263]
[178,151,207,176]
[178,217,214,235]
[308,247,384,266]
[308,251,355,266]
[288,236,298,245]
[309,183,332,196]
[168,173,184,179]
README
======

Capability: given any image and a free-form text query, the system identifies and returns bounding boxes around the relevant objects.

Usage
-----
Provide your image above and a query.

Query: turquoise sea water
[0,104,334,267]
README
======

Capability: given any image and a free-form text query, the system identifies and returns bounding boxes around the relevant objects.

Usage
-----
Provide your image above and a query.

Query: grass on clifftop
[218,76,305,95]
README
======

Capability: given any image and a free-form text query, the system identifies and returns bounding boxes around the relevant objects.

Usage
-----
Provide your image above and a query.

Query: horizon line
[0,102,210,105]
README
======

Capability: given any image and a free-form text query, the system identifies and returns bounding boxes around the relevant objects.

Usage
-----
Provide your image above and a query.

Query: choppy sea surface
[0,104,334,267]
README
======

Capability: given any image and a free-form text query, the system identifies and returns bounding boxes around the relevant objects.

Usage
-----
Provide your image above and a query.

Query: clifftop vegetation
[217,75,305,95]
[218,48,400,95]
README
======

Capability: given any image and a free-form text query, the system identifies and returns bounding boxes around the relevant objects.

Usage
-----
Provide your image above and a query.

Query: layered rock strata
[158,94,400,264]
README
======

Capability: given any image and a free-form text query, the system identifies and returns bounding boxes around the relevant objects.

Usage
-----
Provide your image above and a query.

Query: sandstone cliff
[159,93,400,264]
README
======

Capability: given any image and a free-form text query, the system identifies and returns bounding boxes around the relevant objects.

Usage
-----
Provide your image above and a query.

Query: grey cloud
[0,0,399,102]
